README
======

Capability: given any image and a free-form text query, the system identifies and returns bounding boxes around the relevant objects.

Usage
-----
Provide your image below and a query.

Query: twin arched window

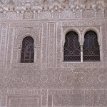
[64,30,100,62]
[21,36,34,63]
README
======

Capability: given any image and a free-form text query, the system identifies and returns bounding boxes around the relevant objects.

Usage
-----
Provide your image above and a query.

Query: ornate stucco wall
[0,0,107,107]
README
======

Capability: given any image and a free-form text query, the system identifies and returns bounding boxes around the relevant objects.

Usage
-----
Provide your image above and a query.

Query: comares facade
[0,0,107,107]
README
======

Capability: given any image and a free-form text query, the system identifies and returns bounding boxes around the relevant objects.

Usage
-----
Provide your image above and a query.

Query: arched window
[64,31,81,61]
[21,36,34,63]
[83,30,100,61]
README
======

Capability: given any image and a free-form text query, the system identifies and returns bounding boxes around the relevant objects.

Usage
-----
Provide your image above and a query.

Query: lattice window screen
[21,36,34,63]
[83,31,100,61]
[64,31,81,61]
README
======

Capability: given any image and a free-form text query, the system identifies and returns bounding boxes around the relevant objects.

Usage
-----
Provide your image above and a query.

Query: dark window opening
[21,36,34,63]
[83,31,100,61]
[64,31,81,61]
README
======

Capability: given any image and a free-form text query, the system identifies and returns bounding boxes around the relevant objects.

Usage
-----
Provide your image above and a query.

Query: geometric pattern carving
[0,1,106,107]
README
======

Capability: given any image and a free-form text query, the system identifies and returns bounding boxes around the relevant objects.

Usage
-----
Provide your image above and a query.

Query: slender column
[81,45,83,62]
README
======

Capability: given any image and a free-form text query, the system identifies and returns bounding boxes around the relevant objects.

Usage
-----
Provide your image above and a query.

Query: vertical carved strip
[48,23,56,68]
[0,23,8,69]
[0,24,2,66]
[41,90,48,107]
[48,95,52,107]
[102,22,107,62]
[41,23,48,69]
[56,23,62,67]
[5,27,15,69]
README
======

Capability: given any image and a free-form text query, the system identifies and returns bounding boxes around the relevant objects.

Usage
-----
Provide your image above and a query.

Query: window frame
[83,30,100,62]
[64,31,81,62]
[20,36,34,63]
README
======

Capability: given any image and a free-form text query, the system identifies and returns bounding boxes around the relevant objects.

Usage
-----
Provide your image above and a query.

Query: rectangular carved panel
[52,90,84,107]
[8,96,41,107]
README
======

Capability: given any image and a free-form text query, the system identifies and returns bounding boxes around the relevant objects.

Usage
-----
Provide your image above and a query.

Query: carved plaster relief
[0,1,106,107]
